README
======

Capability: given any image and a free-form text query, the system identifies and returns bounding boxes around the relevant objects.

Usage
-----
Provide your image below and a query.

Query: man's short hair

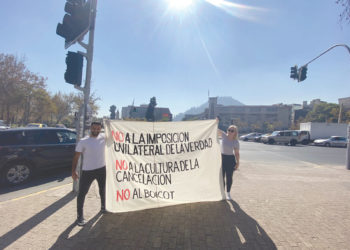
[91,121,102,127]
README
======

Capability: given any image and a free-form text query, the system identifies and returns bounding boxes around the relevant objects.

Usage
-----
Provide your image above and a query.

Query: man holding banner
[72,121,106,226]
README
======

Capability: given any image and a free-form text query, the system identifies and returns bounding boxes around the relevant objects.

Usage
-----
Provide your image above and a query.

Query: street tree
[0,53,47,124]
[0,53,101,127]
[337,0,350,23]
[145,97,157,121]
[51,92,75,124]
[109,105,116,119]
[72,92,100,117]
[304,103,339,123]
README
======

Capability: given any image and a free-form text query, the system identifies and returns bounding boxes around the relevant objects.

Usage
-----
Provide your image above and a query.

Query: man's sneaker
[77,217,86,226]
[100,205,107,214]
[226,192,232,200]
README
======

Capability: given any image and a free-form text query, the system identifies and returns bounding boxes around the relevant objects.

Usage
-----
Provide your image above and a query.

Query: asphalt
[1,158,350,250]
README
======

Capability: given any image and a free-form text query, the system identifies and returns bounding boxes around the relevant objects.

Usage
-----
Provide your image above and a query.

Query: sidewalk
[1,159,350,250]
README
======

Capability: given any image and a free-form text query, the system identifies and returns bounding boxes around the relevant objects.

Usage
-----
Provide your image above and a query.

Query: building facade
[121,105,172,121]
[184,97,292,132]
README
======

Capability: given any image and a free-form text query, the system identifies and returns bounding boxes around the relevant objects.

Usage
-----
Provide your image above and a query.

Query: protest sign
[104,119,224,213]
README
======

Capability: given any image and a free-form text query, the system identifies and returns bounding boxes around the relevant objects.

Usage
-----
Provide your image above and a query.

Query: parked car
[0,128,76,186]
[259,133,270,142]
[26,123,48,128]
[261,130,307,146]
[55,124,67,128]
[297,130,311,145]
[253,133,266,142]
[239,132,262,141]
[0,120,10,130]
[313,136,348,147]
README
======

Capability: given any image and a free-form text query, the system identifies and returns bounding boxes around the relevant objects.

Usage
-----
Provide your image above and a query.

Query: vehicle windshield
[271,131,279,136]
[27,124,40,127]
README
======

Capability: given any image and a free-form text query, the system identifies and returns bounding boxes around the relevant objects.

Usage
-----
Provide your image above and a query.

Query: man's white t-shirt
[75,133,106,171]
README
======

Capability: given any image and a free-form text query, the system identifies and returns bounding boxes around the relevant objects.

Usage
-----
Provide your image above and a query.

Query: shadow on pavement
[0,191,75,249]
[50,199,276,249]
[0,168,71,195]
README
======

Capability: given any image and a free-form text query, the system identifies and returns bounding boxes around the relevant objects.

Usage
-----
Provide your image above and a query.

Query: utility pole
[290,44,350,170]
[57,0,98,191]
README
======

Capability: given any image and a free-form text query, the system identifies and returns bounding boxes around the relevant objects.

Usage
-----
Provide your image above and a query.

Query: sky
[1,0,350,118]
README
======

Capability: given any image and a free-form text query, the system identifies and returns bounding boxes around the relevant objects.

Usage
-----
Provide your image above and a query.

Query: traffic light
[65,52,84,86]
[56,0,91,48]
[290,66,298,80]
[298,66,308,82]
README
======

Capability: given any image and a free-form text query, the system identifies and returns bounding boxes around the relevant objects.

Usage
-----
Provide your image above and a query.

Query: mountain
[173,96,244,121]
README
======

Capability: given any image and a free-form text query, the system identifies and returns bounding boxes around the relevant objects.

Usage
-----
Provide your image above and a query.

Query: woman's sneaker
[226,192,232,200]
[77,217,86,226]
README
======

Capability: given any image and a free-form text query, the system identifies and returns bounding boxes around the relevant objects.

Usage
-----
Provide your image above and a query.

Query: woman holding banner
[217,123,240,200]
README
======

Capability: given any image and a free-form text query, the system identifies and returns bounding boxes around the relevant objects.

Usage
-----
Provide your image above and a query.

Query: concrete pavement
[1,158,350,249]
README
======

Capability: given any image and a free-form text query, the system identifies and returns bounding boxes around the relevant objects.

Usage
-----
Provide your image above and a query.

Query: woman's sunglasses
[228,129,235,133]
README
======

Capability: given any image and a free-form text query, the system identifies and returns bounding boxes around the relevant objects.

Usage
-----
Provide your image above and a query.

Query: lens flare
[167,0,193,10]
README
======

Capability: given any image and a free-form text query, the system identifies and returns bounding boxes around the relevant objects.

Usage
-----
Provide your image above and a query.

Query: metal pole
[73,0,98,192]
[299,44,350,170]
[347,124,350,170]
[83,0,97,137]
[302,44,350,67]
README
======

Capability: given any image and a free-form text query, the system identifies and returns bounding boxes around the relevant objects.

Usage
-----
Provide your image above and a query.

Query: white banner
[104,119,224,213]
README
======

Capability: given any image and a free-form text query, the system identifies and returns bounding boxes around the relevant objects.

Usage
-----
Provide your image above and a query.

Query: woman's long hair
[228,125,238,140]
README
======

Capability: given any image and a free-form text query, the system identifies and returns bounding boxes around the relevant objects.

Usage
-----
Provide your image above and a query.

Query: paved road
[240,141,347,168]
[1,142,347,202]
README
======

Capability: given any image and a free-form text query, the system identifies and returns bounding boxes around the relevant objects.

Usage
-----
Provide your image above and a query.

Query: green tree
[0,53,47,125]
[304,103,339,123]
[145,97,157,121]
[30,88,54,123]
[109,105,116,119]
[51,92,75,124]
[0,53,101,127]
[71,92,100,117]
[337,0,350,23]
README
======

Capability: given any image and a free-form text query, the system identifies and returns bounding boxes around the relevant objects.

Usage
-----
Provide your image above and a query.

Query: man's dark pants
[77,166,106,219]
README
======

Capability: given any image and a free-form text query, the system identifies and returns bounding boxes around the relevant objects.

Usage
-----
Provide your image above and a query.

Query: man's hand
[71,151,81,181]
[72,171,79,180]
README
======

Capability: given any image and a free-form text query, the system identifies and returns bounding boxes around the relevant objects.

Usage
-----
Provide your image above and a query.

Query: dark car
[0,128,76,186]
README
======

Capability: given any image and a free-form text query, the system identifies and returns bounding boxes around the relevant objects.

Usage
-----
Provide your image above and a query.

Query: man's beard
[91,131,100,137]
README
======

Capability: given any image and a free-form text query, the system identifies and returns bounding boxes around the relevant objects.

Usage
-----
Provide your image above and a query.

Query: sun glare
[167,0,193,10]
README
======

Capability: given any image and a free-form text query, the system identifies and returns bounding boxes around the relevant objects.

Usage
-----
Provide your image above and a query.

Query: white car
[0,120,10,130]
[313,136,348,147]
[239,132,262,141]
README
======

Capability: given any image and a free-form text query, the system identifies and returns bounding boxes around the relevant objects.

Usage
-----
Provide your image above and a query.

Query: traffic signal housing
[65,52,84,86]
[56,0,91,48]
[298,66,308,82]
[290,66,298,80]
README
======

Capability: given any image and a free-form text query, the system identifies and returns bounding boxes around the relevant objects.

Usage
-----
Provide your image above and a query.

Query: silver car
[239,132,262,141]
[313,136,348,147]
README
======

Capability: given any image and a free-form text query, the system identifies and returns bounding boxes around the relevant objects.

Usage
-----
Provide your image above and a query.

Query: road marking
[0,183,72,205]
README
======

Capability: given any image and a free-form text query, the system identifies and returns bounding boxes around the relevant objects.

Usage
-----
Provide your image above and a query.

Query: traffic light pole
[302,44,350,68]
[73,0,97,192]
[297,44,350,170]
